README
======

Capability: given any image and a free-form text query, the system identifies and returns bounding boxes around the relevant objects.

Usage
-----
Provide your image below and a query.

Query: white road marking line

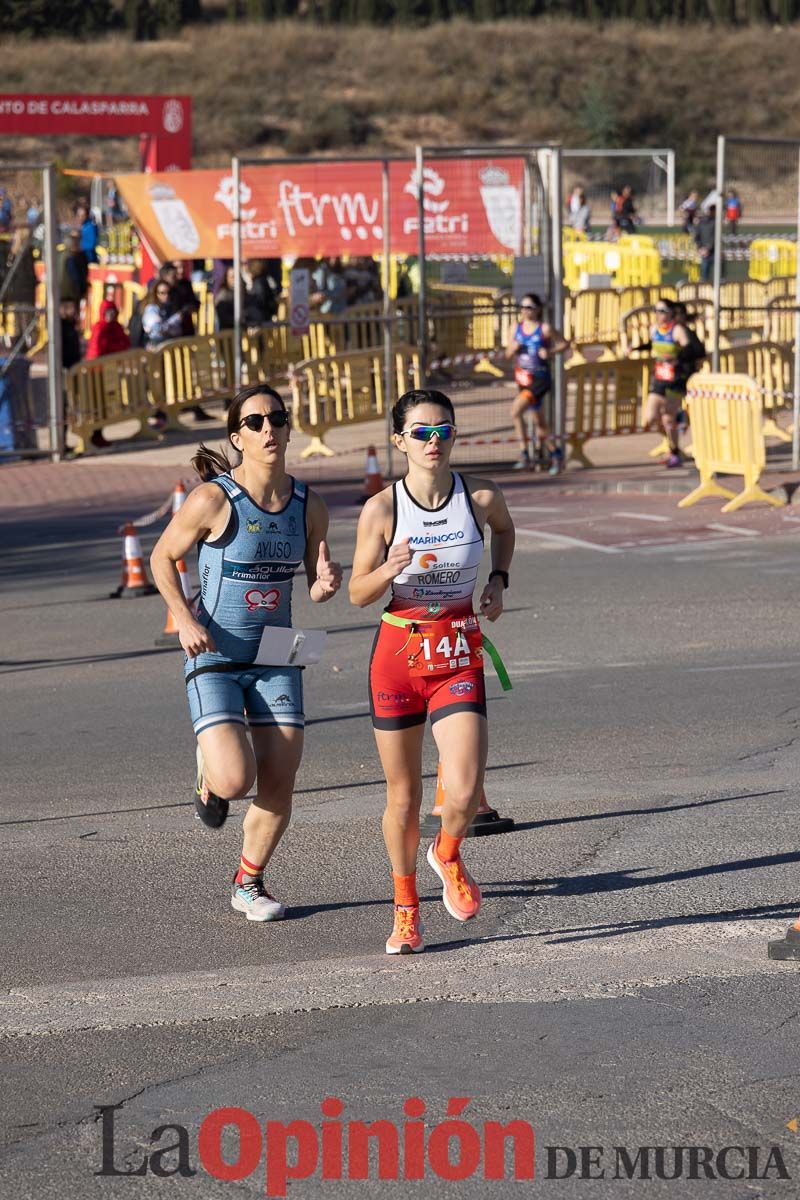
[508,505,565,514]
[705,523,760,537]
[612,511,672,523]
[514,528,623,554]
[625,538,754,556]
[687,660,800,673]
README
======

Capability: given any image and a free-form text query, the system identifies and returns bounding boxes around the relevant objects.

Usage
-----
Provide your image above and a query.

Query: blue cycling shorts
[185,662,304,737]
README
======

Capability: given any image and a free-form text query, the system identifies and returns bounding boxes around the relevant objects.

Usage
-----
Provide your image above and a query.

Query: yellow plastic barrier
[765,297,798,346]
[749,238,796,283]
[289,346,418,458]
[679,373,786,513]
[564,289,621,347]
[564,357,649,468]
[718,341,793,443]
[66,350,162,455]
[159,333,236,424]
[564,242,661,291]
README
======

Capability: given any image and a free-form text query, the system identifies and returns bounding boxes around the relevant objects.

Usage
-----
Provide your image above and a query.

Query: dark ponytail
[192,442,235,482]
[391,388,455,435]
[190,381,286,482]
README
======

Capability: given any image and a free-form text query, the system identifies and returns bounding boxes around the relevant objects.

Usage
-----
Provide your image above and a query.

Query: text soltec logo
[422,518,447,527]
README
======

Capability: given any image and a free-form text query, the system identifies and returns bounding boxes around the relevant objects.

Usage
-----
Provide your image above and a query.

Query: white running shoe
[231,875,286,922]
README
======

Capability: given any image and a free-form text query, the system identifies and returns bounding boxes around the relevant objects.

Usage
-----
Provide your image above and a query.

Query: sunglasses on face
[238,411,290,432]
[401,423,456,442]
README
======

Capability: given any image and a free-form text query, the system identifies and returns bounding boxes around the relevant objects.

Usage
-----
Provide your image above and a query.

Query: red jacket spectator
[86,301,131,360]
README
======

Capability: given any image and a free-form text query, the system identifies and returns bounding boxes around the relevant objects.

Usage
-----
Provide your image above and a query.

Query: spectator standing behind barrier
[243,259,279,325]
[725,188,742,234]
[76,203,99,265]
[6,228,37,314]
[679,189,699,232]
[570,188,591,235]
[0,188,12,233]
[161,261,213,422]
[694,205,717,284]
[214,265,239,331]
[86,300,131,361]
[607,190,622,239]
[141,278,185,350]
[60,231,89,305]
[619,185,638,233]
[26,198,41,230]
[311,257,347,315]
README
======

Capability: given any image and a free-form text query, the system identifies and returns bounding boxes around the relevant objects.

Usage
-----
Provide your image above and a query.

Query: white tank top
[389,472,484,611]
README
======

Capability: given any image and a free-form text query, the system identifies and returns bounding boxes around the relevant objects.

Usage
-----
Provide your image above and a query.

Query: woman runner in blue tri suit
[504,293,570,473]
[150,383,342,922]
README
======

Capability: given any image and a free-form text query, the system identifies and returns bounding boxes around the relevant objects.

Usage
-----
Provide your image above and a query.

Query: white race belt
[253,626,327,667]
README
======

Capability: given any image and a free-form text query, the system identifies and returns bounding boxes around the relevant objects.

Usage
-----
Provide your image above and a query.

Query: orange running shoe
[385,904,424,955]
[426,835,481,922]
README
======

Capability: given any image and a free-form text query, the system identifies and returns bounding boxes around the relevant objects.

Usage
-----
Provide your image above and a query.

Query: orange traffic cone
[360,444,385,502]
[171,480,187,515]
[119,523,157,598]
[420,761,515,838]
[155,558,193,646]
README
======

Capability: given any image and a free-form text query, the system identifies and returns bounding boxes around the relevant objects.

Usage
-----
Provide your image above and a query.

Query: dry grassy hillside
[1,18,799,183]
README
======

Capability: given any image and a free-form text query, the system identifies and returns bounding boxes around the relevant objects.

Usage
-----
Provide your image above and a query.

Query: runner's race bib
[515,366,534,389]
[402,614,483,677]
[654,360,676,383]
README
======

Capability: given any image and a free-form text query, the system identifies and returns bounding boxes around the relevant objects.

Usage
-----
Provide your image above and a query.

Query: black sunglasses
[238,411,289,432]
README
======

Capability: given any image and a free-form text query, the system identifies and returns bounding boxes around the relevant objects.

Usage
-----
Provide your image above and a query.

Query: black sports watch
[488,570,509,589]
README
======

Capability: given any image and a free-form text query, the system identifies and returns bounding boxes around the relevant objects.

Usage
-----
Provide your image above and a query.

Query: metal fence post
[551,146,565,446]
[43,163,63,461]
[232,155,242,389]
[793,146,800,472]
[381,158,394,474]
[415,144,427,383]
[712,136,725,372]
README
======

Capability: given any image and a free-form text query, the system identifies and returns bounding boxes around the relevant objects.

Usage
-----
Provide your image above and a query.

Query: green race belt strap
[480,632,513,692]
[381,611,411,629]
[380,612,512,691]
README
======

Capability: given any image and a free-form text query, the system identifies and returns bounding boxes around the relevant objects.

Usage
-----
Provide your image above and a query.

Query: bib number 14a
[424,632,471,662]
[408,624,482,674]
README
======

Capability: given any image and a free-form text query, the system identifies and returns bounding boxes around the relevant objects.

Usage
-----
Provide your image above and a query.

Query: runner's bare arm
[541,323,571,355]
[150,484,227,655]
[304,489,342,603]
[466,477,515,622]
[349,491,411,607]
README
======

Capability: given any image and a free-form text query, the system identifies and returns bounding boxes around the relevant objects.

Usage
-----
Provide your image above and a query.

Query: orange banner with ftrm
[114,157,525,261]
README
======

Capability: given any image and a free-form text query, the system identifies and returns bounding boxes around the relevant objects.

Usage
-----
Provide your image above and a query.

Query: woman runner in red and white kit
[350,389,515,955]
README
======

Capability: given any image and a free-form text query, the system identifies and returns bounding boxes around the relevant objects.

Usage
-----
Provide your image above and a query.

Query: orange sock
[392,872,418,908]
[437,830,463,863]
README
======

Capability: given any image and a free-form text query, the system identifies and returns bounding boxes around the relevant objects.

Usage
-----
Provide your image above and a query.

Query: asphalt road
[3,481,800,1198]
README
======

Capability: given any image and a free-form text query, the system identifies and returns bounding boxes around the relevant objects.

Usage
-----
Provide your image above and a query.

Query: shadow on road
[511,789,786,834]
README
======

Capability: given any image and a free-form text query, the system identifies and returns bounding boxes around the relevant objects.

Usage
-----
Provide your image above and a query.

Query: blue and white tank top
[388,472,484,616]
[191,472,307,667]
[515,321,550,377]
